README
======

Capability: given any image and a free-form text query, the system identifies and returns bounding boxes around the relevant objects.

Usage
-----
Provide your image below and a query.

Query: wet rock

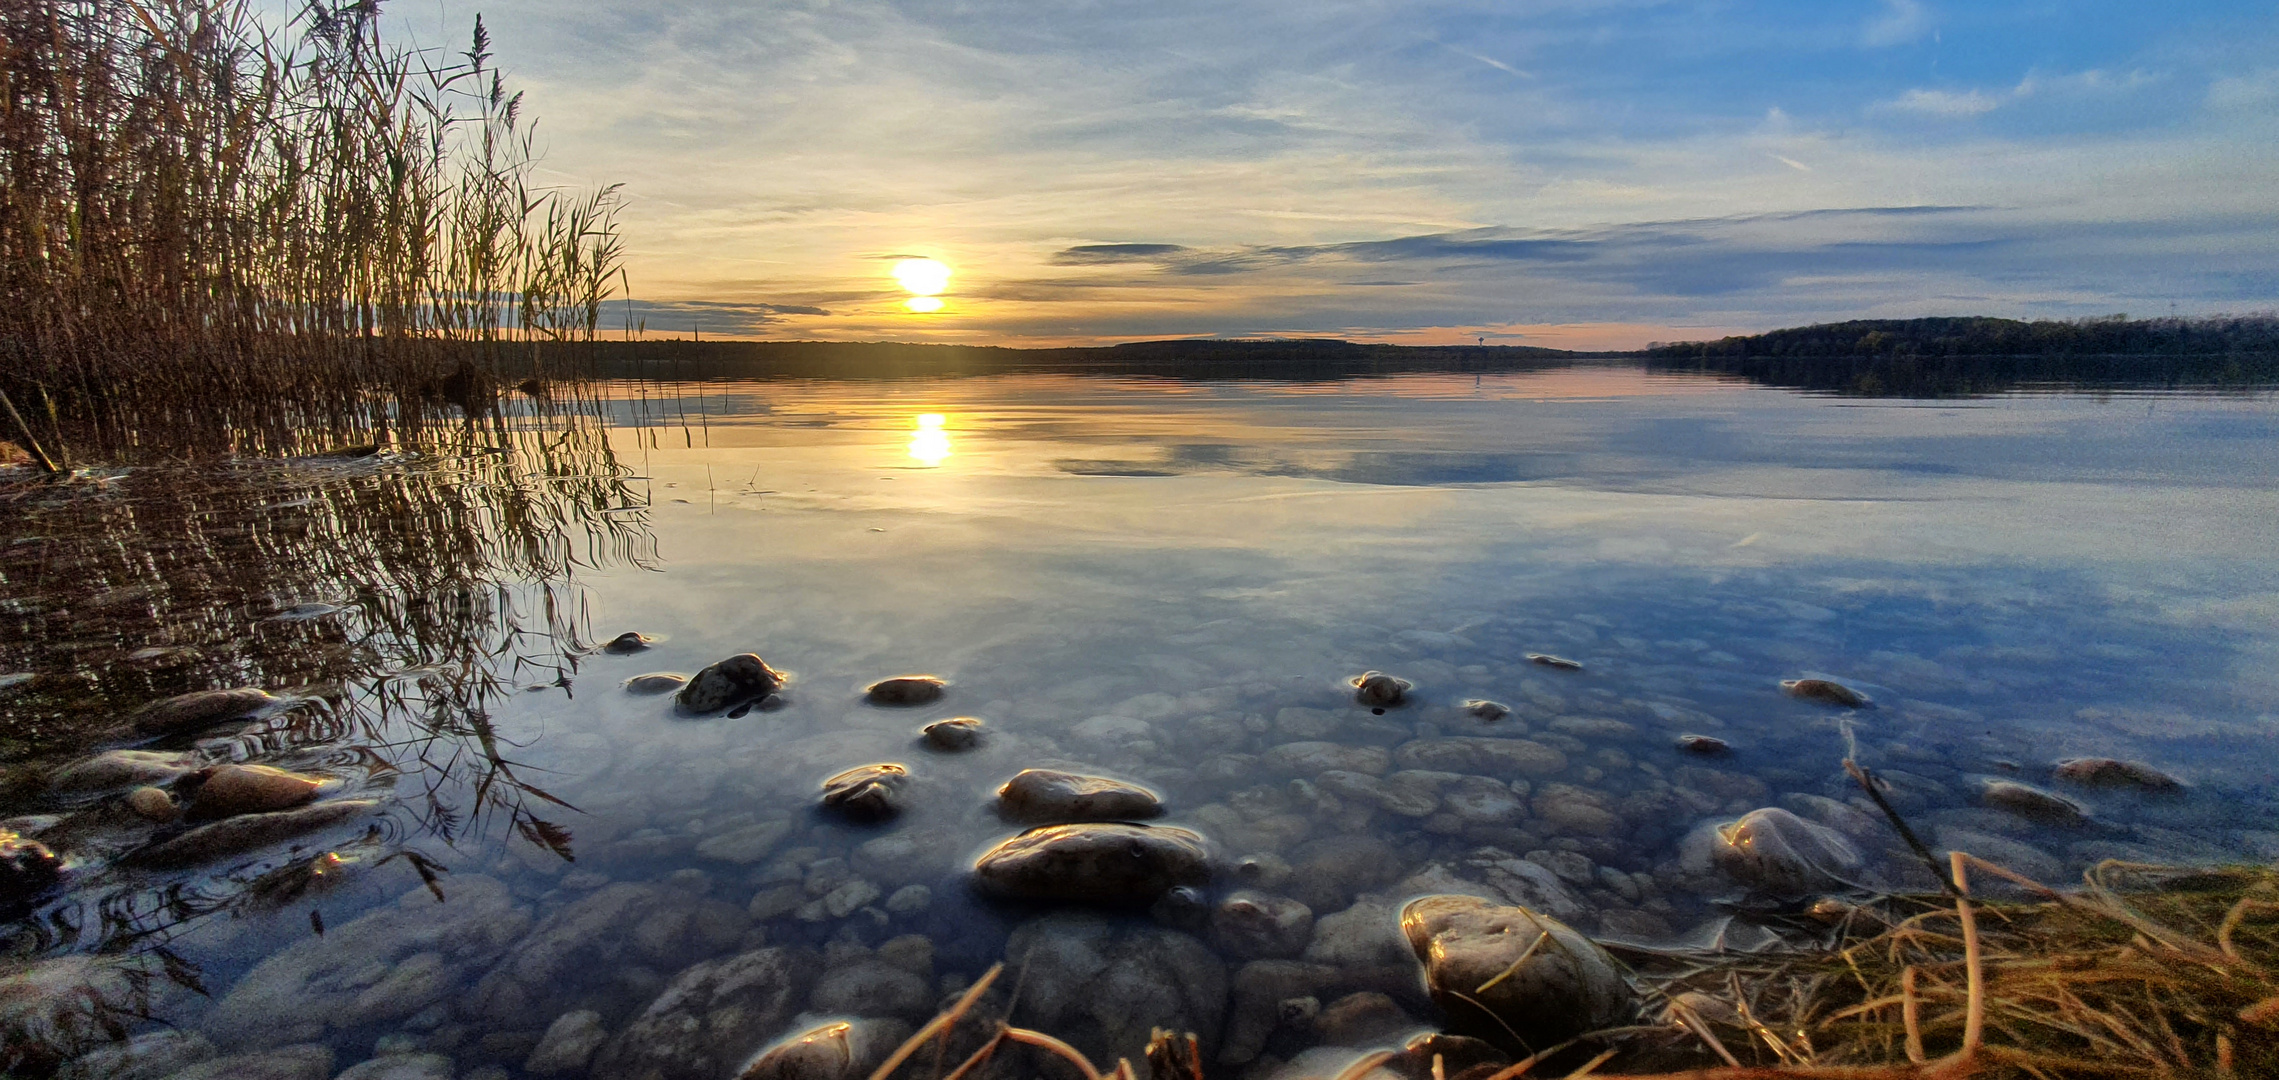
[877,934,934,978]
[1233,853,1293,889]
[335,1053,454,1080]
[1701,807,1864,897]
[1461,700,1511,722]
[0,954,147,1073]
[736,1018,911,1080]
[1397,1033,1508,1079]
[58,1028,214,1080]
[1317,771,1438,818]
[1151,884,1211,931]
[131,687,277,737]
[1005,911,1229,1064]
[1284,836,1404,913]
[209,877,532,1045]
[473,882,749,1028]
[1210,891,1315,959]
[625,672,689,694]
[524,1010,608,1076]
[1440,777,1525,827]
[130,799,376,868]
[181,763,324,821]
[864,675,946,706]
[678,653,786,713]
[1265,742,1391,776]
[1780,678,1869,707]
[1529,783,1623,837]
[1525,654,1583,672]
[590,947,811,1080]
[158,1044,334,1080]
[820,764,909,823]
[1314,991,1422,1046]
[973,822,1212,904]
[126,786,179,823]
[851,826,961,885]
[47,749,196,793]
[810,959,933,1019]
[998,769,1164,823]
[1779,793,1883,840]
[884,884,931,915]
[1676,734,1729,755]
[1982,780,2089,826]
[1393,738,1566,778]
[1528,850,1596,888]
[1301,897,1411,968]
[1351,672,1412,708]
[2054,758,2183,793]
[603,631,654,654]
[696,820,793,864]
[921,716,984,750]
[0,830,63,907]
[1400,895,1633,1055]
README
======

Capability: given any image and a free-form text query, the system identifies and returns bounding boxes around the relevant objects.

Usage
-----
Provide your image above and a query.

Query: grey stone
[820,764,909,822]
[60,1029,214,1080]
[697,821,792,864]
[1698,808,1864,897]
[524,1010,607,1076]
[473,883,750,1028]
[624,672,689,694]
[590,948,811,1080]
[2053,758,2182,792]
[47,750,196,794]
[679,654,785,713]
[864,676,946,706]
[1004,912,1229,1065]
[334,1053,454,1080]
[972,823,1211,904]
[810,959,933,1019]
[157,1044,333,1080]
[130,799,378,868]
[1401,895,1633,1055]
[734,1018,911,1080]
[131,688,276,737]
[1392,738,1566,778]
[1351,672,1411,708]
[921,717,983,750]
[1263,743,1391,777]
[1981,780,2089,826]
[997,769,1164,823]
[1209,891,1315,959]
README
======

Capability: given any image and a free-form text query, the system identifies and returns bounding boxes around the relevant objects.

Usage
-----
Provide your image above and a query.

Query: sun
[891,258,952,297]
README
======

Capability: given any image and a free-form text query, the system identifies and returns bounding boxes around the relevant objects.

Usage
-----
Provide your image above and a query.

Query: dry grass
[0,0,627,460]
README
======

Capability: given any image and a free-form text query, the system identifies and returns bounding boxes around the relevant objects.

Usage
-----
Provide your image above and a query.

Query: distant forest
[1643,315,2279,359]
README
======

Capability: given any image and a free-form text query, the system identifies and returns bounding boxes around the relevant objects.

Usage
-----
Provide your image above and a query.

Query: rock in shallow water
[624,672,689,694]
[1702,807,1864,897]
[125,786,178,823]
[130,799,376,868]
[603,631,654,654]
[1350,671,1411,708]
[820,764,909,822]
[181,763,323,821]
[524,1010,608,1076]
[1981,779,2088,826]
[1780,678,1869,707]
[1004,911,1229,1065]
[1400,894,1633,1056]
[2053,757,2182,792]
[47,749,196,793]
[0,830,62,907]
[1676,734,1730,755]
[589,947,811,1080]
[973,822,1211,904]
[736,1018,911,1080]
[920,716,983,750]
[998,769,1164,823]
[131,687,276,737]
[1210,891,1314,959]
[1461,699,1511,722]
[678,654,785,713]
[1525,654,1583,672]
[864,675,945,706]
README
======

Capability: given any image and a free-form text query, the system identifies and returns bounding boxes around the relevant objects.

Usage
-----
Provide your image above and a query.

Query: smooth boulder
[864,676,946,706]
[1461,700,1511,722]
[129,800,375,868]
[998,769,1163,823]
[131,688,276,737]
[1525,654,1583,671]
[736,1018,910,1080]
[1350,671,1411,708]
[1209,891,1314,959]
[603,631,654,654]
[625,672,689,695]
[47,750,196,794]
[973,822,1211,904]
[1401,894,1632,1055]
[820,764,909,822]
[1780,678,1869,707]
[678,654,785,713]
[920,717,983,750]
[0,830,62,908]
[1982,780,2088,826]
[2054,758,2181,792]
[181,764,323,821]
[1705,807,1863,897]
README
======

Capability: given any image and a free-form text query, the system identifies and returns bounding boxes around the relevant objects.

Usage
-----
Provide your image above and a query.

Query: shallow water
[4,364,2278,1077]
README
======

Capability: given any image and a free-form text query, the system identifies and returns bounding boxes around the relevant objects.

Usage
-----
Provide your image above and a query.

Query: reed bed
[0,0,627,460]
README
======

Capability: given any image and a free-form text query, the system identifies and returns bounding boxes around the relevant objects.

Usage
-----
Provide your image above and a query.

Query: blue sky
[385,0,2279,347]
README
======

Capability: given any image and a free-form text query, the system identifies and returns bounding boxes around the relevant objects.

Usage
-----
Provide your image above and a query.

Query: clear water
[5,363,2278,1076]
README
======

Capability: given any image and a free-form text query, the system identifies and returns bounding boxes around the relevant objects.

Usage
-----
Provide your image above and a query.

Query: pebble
[864,675,946,706]
[1400,894,1633,1055]
[920,717,984,750]
[130,687,277,736]
[126,785,179,823]
[678,653,785,713]
[972,822,1212,904]
[1702,807,1864,897]
[1780,678,1869,707]
[820,764,910,822]
[1209,891,1315,959]
[47,749,197,793]
[997,769,1164,822]
[1529,783,1624,837]
[602,631,654,654]
[1526,654,1583,671]
[1676,734,1730,755]
[1982,780,2089,826]
[1461,699,1511,722]
[2053,758,2183,792]
[181,763,324,821]
[1395,737,1567,777]
[624,672,689,694]
[1264,741,1392,776]
[1350,671,1412,708]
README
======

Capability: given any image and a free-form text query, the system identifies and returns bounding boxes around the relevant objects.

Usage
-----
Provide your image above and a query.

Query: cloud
[2208,69,2279,111]
[622,299,832,337]
[1881,88,2002,118]
[1052,243,1193,264]
[1862,0,1933,48]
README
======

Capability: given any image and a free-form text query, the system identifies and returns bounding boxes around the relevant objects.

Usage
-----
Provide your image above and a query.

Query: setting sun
[891,258,952,296]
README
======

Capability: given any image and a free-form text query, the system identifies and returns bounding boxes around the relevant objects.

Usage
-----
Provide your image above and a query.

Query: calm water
[4,364,2277,1077]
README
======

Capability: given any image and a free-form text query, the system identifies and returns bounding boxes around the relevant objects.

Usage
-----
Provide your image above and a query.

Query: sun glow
[908,413,951,465]
[892,258,952,296]
[903,296,944,313]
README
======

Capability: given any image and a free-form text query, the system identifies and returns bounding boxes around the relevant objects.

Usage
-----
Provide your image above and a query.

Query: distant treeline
[572,337,1580,381]
[1644,315,2279,360]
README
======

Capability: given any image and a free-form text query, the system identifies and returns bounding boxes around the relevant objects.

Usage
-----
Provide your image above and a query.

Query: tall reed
[0,0,626,459]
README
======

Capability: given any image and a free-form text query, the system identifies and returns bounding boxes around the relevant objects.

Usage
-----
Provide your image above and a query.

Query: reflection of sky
[380,0,2279,346]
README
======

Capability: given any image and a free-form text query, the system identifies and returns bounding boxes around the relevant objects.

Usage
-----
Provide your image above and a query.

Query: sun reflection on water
[908,413,951,465]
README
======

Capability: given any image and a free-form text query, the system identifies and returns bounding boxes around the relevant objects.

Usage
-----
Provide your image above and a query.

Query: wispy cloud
[1881,88,2003,118]
[1862,0,1934,48]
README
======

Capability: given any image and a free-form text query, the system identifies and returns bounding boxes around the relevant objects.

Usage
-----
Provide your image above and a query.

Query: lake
[3,362,2277,1079]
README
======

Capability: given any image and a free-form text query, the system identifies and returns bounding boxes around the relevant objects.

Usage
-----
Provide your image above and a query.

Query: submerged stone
[47,749,196,793]
[736,1018,910,1080]
[820,764,909,823]
[998,769,1164,823]
[920,716,984,750]
[1703,807,1864,897]
[2053,758,2182,792]
[126,786,179,823]
[1780,678,1869,707]
[624,672,689,695]
[1461,699,1511,722]
[1400,894,1633,1055]
[590,947,812,1080]
[130,799,376,868]
[1525,654,1583,671]
[972,822,1212,904]
[1003,911,1229,1065]
[1981,780,2089,826]
[1676,734,1730,755]
[182,764,324,821]
[1350,671,1411,708]
[0,830,63,907]
[678,654,785,713]
[1209,891,1314,959]
[864,675,946,706]
[131,687,276,737]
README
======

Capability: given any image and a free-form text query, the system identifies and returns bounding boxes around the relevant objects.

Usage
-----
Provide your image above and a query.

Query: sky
[381,0,2279,348]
